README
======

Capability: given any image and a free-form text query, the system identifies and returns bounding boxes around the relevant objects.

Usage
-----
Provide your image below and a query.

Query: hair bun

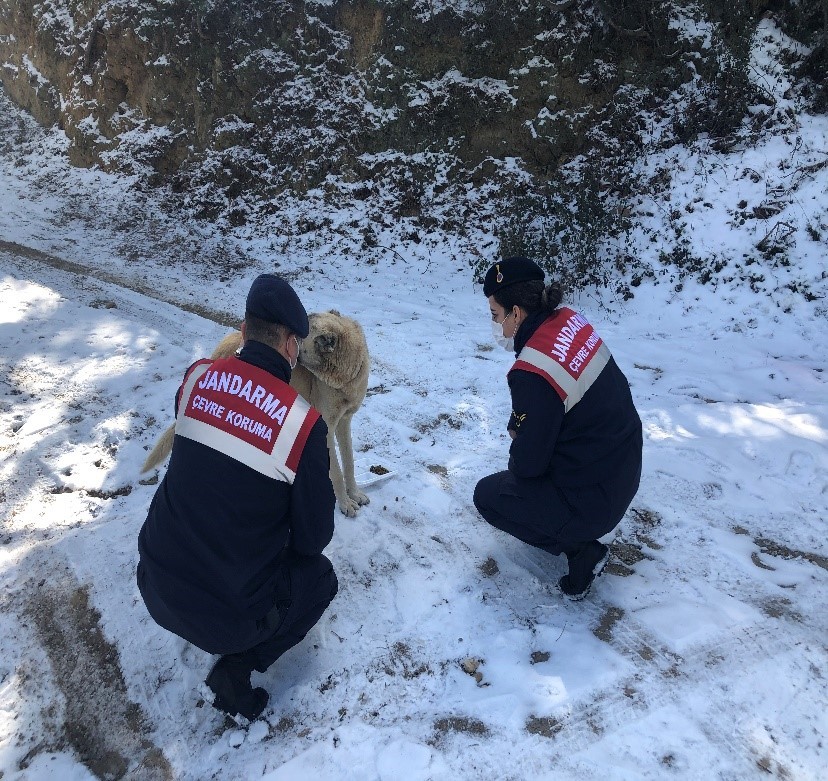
[543,282,564,311]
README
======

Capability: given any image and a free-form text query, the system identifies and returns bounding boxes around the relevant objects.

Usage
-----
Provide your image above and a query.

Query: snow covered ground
[1,20,827,781]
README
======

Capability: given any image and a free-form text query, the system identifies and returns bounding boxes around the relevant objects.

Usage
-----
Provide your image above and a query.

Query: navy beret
[483,257,545,297]
[245,274,309,338]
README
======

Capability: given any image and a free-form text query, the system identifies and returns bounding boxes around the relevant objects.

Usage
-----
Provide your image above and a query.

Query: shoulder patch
[510,411,527,428]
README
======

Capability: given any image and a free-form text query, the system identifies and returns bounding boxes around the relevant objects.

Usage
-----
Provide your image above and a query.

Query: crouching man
[137,274,337,721]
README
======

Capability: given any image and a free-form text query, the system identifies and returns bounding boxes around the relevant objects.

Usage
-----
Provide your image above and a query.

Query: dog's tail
[140,424,176,473]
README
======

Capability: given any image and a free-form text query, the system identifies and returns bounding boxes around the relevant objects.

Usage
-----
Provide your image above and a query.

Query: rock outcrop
[0,1,783,229]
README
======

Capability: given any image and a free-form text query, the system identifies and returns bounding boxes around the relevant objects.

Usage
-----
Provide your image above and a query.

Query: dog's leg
[325,412,360,517]
[336,413,369,508]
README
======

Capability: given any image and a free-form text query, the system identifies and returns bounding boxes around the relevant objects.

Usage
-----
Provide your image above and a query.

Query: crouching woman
[473,257,643,599]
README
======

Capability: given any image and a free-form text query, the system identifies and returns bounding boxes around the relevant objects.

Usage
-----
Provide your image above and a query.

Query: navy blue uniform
[474,310,642,554]
[138,339,337,672]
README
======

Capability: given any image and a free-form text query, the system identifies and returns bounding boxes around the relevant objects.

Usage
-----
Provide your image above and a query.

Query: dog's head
[298,310,368,388]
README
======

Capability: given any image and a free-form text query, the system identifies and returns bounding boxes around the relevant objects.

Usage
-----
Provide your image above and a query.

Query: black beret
[482,256,545,297]
[245,274,309,338]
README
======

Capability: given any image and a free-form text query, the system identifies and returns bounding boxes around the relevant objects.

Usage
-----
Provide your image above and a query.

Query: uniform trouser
[139,550,337,670]
[473,470,578,557]
[230,551,339,674]
[474,459,641,557]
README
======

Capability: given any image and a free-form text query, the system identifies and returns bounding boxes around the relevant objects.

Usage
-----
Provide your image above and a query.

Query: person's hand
[509,429,517,440]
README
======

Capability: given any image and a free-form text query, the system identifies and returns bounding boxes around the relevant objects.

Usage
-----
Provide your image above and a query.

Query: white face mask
[491,316,514,352]
[289,335,300,370]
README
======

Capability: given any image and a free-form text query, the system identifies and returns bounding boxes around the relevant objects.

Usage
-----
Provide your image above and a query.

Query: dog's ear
[328,309,341,317]
[315,332,337,354]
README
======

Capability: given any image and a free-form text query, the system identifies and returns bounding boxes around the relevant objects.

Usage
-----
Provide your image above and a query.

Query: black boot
[558,541,610,600]
[205,654,269,721]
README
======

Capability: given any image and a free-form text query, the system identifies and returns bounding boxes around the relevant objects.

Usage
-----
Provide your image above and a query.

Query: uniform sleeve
[507,370,564,479]
[288,416,336,555]
[174,361,200,417]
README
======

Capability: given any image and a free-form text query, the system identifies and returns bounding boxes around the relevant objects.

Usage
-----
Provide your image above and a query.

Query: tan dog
[141,310,371,517]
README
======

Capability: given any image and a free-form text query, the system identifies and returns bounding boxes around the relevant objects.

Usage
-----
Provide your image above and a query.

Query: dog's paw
[338,496,360,517]
[347,487,370,507]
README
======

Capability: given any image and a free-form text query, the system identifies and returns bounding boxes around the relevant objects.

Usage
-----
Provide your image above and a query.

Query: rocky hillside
[1,1,825,286]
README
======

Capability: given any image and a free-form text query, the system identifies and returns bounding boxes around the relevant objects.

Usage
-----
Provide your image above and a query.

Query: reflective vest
[175,356,320,484]
[510,308,612,413]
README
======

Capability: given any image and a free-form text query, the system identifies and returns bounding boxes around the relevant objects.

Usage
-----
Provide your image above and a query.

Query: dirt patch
[662,663,682,679]
[433,715,489,739]
[760,597,803,622]
[479,557,499,577]
[381,642,431,680]
[417,413,463,434]
[702,482,723,499]
[756,754,792,778]
[633,363,663,379]
[754,536,828,571]
[530,651,550,664]
[635,532,663,550]
[610,541,648,566]
[751,551,776,571]
[24,568,172,780]
[620,508,664,555]
[319,673,339,693]
[86,485,133,500]
[274,716,295,732]
[604,561,635,577]
[629,507,662,528]
[593,606,625,643]
[525,715,563,738]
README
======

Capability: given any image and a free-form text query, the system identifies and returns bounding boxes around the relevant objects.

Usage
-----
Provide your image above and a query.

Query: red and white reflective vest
[175,356,320,484]
[510,307,612,413]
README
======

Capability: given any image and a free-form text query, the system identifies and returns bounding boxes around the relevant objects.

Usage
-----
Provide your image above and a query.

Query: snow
[407,69,515,109]
[21,55,48,87]
[669,6,715,50]
[0,19,827,781]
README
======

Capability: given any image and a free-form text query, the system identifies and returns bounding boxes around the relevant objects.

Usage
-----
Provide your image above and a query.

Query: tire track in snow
[531,599,806,773]
[15,553,174,780]
[0,240,238,329]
